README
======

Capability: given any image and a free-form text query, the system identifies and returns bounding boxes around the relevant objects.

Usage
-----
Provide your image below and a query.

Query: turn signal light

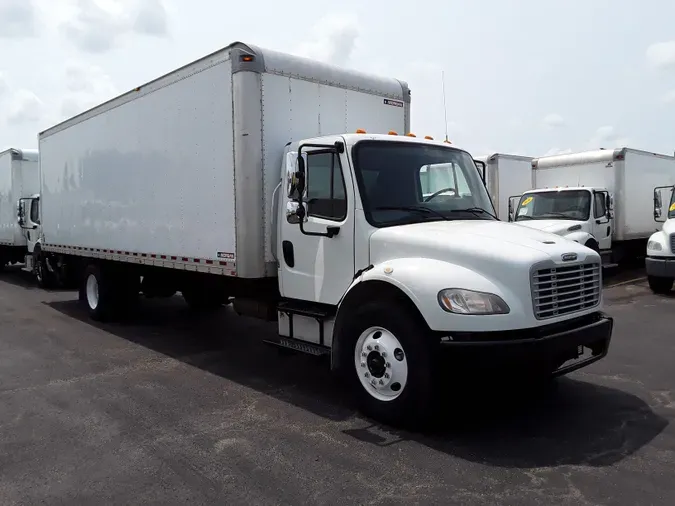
[424,135,433,140]
[406,133,416,137]
[355,128,366,134]
[388,130,398,135]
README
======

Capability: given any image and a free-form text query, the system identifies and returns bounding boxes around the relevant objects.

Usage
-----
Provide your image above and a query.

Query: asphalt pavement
[0,266,672,506]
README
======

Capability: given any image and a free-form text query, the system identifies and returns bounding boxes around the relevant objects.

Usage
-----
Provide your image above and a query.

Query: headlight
[648,240,663,251]
[437,288,510,315]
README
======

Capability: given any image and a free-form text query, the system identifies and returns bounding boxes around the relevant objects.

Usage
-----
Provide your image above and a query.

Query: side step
[277,300,335,319]
[263,336,330,356]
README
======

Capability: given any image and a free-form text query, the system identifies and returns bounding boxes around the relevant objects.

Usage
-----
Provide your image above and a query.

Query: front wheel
[343,302,437,428]
[648,275,673,294]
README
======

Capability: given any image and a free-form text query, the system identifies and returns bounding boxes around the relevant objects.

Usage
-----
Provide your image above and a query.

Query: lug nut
[362,351,367,357]
[381,352,387,358]
[386,362,391,368]
[374,345,379,351]
[384,373,390,379]
[365,372,370,378]
[360,362,366,368]
[367,345,372,351]
[371,379,377,386]
[379,379,384,385]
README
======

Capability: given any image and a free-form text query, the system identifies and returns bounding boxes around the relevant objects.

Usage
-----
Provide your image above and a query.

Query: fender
[563,230,594,246]
[335,256,531,333]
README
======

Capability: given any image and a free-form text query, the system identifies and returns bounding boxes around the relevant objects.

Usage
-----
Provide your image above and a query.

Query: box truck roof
[0,148,38,162]
[533,147,675,170]
[39,41,411,139]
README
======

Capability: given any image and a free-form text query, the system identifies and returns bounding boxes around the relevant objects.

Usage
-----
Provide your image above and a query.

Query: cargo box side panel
[0,152,16,245]
[495,158,533,220]
[621,152,675,241]
[39,59,237,271]
[259,73,408,264]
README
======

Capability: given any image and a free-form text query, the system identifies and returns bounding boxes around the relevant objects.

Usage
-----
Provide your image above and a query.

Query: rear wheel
[648,275,673,294]
[342,301,437,428]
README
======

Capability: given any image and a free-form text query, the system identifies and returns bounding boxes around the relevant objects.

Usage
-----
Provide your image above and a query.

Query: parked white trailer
[0,148,39,269]
[510,148,675,266]
[26,42,614,428]
[474,153,533,221]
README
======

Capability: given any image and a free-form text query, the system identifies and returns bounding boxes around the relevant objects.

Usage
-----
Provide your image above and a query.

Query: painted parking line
[605,276,647,288]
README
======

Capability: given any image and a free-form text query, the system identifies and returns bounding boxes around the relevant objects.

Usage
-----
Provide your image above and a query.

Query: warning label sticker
[383,99,404,108]
[217,252,235,260]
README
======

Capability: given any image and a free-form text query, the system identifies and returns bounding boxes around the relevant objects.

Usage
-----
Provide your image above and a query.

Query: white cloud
[543,147,573,156]
[59,61,119,120]
[0,72,8,96]
[542,113,565,128]
[294,13,360,66]
[662,90,675,103]
[0,0,36,38]
[59,0,169,53]
[587,125,631,149]
[7,89,45,124]
[646,41,675,71]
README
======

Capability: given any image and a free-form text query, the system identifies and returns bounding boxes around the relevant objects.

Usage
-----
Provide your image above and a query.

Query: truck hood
[513,219,586,235]
[369,220,595,271]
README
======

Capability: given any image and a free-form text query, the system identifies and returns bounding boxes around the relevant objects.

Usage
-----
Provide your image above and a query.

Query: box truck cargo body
[474,153,533,221]
[511,148,675,265]
[0,148,39,267]
[29,42,613,428]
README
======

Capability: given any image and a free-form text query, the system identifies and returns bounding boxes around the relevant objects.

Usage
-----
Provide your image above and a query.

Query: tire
[79,264,116,321]
[341,301,437,429]
[34,251,56,289]
[648,275,673,294]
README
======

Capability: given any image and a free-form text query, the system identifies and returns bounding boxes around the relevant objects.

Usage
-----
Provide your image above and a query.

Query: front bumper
[645,256,675,278]
[437,312,613,377]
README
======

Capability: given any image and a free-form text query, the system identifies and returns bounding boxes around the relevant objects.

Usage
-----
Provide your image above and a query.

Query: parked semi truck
[510,148,675,267]
[474,153,533,221]
[23,42,614,427]
[0,148,39,270]
[646,185,675,293]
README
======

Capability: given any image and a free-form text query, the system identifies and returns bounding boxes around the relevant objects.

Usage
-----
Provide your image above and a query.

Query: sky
[1,0,675,158]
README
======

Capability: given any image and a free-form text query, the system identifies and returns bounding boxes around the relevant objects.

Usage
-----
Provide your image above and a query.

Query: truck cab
[275,132,613,426]
[509,187,614,261]
[646,185,675,293]
[16,194,46,283]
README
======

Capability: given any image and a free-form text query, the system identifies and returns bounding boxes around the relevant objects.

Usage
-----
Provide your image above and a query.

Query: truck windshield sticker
[521,196,533,206]
[518,206,529,216]
[383,99,403,108]
[670,202,675,212]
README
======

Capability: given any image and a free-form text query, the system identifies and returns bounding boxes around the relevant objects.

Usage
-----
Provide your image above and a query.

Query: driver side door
[278,144,355,306]
[591,191,612,250]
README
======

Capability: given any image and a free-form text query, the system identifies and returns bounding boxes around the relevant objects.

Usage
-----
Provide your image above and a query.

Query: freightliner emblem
[561,253,578,262]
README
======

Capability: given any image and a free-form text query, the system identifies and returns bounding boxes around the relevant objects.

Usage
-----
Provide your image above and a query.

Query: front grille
[532,262,601,320]
[670,234,675,254]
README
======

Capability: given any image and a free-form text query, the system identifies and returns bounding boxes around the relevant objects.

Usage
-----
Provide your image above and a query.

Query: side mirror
[473,159,486,184]
[285,152,307,200]
[507,195,521,222]
[653,186,672,223]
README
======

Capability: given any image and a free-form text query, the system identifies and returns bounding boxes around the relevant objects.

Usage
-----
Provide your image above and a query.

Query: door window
[305,151,347,221]
[593,193,606,219]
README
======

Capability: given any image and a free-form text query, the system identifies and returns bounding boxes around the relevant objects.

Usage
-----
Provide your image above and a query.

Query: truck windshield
[351,140,495,227]
[515,190,591,222]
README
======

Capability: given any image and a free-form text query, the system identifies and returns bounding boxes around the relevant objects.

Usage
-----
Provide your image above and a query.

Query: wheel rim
[35,259,43,282]
[354,326,408,402]
[86,274,99,310]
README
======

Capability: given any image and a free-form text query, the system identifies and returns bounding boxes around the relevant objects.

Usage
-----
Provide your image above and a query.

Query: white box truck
[25,42,614,428]
[645,185,675,293]
[509,148,675,267]
[474,153,534,221]
[0,148,39,270]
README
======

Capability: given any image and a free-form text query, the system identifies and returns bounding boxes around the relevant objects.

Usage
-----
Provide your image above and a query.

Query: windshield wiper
[446,207,498,220]
[374,205,448,221]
